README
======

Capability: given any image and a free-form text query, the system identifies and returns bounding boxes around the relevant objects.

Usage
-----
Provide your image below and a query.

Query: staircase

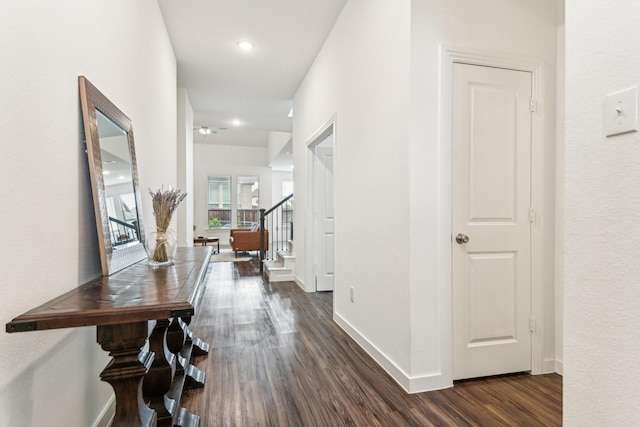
[259,193,296,283]
[263,241,296,282]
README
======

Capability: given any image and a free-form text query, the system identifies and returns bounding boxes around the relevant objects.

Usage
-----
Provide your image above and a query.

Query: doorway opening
[306,120,335,292]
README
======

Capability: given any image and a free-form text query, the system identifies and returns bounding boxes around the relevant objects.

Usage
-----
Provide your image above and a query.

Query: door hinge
[529,208,536,223]
[529,318,535,333]
[530,98,537,113]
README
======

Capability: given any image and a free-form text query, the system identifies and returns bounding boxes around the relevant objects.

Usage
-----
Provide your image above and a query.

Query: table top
[194,236,219,242]
[6,247,212,333]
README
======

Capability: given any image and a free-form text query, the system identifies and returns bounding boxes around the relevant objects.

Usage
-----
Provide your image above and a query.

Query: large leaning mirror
[79,76,147,275]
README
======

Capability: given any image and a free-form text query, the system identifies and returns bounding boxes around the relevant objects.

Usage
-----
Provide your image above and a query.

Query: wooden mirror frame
[79,76,147,275]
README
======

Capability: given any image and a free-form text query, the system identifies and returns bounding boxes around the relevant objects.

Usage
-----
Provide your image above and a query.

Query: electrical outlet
[350,286,355,303]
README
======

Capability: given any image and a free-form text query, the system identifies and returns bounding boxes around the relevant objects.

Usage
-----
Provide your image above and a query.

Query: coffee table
[194,236,219,253]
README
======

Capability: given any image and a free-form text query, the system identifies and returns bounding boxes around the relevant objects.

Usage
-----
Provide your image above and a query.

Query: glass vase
[146,229,177,267]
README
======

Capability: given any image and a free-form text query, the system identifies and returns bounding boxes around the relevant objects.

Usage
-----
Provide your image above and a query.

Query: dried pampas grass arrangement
[148,187,187,263]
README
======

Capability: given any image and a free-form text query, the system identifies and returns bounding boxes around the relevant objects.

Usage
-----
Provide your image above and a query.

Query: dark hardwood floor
[182,257,562,426]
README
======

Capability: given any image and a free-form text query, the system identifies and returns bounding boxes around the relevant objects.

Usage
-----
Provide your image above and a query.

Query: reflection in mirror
[96,110,140,246]
[79,76,147,275]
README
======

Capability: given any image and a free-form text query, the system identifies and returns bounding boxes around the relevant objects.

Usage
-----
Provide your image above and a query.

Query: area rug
[210,252,253,262]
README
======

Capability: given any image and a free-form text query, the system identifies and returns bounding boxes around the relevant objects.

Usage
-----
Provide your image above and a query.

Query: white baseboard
[93,393,115,427]
[555,359,563,376]
[294,276,313,292]
[543,358,557,374]
[333,312,451,394]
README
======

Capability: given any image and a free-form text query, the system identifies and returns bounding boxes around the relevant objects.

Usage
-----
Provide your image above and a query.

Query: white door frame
[439,46,547,377]
[305,116,337,296]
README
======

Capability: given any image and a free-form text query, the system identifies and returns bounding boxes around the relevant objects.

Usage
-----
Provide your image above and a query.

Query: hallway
[181,259,562,426]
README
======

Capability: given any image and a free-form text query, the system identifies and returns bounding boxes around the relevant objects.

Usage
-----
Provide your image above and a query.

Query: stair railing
[108,216,138,246]
[259,193,293,272]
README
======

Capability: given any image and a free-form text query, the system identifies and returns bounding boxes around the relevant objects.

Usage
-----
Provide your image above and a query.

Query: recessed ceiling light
[232,119,242,126]
[237,41,254,51]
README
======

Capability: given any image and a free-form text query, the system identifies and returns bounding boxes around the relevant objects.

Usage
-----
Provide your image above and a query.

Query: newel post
[259,208,266,272]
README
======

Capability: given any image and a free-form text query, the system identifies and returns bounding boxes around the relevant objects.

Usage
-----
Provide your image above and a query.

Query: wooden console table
[5,247,212,427]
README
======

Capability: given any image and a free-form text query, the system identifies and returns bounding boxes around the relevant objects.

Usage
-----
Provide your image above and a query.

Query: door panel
[315,144,334,291]
[469,85,517,221]
[468,252,516,344]
[452,63,532,380]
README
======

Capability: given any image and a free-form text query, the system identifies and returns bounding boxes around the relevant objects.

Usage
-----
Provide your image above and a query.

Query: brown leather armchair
[229,228,268,256]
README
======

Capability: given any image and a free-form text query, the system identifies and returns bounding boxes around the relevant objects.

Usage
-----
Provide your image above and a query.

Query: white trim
[304,115,337,297]
[294,276,311,292]
[555,359,564,376]
[542,358,557,374]
[440,45,548,380]
[334,313,452,393]
[92,394,115,427]
[304,118,335,148]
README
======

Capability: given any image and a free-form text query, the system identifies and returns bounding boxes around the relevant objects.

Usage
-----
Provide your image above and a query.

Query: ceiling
[157,0,347,153]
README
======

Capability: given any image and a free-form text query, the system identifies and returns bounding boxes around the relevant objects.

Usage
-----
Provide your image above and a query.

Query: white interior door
[314,138,334,292]
[452,63,532,380]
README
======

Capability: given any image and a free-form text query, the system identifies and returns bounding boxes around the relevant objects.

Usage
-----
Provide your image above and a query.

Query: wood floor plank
[182,258,562,426]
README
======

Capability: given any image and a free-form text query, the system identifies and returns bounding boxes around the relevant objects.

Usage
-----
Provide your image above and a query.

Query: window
[208,176,231,228]
[119,193,137,221]
[237,176,259,228]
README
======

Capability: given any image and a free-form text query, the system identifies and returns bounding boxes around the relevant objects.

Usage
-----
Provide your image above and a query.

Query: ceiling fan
[194,126,217,135]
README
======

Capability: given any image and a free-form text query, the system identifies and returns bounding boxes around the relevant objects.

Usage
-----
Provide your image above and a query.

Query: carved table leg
[97,321,157,427]
[165,317,203,426]
[181,315,209,357]
[166,317,186,376]
[143,319,176,426]
[180,316,208,391]
[169,317,209,389]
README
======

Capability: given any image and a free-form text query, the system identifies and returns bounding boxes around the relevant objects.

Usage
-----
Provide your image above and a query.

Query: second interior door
[452,63,533,380]
[314,135,334,292]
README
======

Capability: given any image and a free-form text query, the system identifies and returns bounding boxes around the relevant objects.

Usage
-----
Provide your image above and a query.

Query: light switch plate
[605,86,638,137]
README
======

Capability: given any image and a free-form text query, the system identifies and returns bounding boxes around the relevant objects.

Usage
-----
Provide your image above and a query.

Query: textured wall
[293,0,559,392]
[293,0,414,382]
[0,2,176,425]
[409,0,559,388]
[565,0,640,424]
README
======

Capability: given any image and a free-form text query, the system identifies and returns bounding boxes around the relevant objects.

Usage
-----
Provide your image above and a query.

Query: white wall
[271,170,294,202]
[177,88,195,247]
[410,0,559,387]
[0,2,176,426]
[555,2,565,376]
[565,0,640,424]
[294,0,558,392]
[267,130,292,166]
[193,144,275,242]
[294,0,414,384]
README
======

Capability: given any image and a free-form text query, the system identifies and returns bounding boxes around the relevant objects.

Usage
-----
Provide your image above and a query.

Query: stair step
[277,250,295,259]
[263,259,287,270]
[275,250,293,265]
[263,259,295,282]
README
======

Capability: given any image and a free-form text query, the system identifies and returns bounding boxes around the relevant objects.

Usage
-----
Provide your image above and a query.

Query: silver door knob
[455,233,470,244]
